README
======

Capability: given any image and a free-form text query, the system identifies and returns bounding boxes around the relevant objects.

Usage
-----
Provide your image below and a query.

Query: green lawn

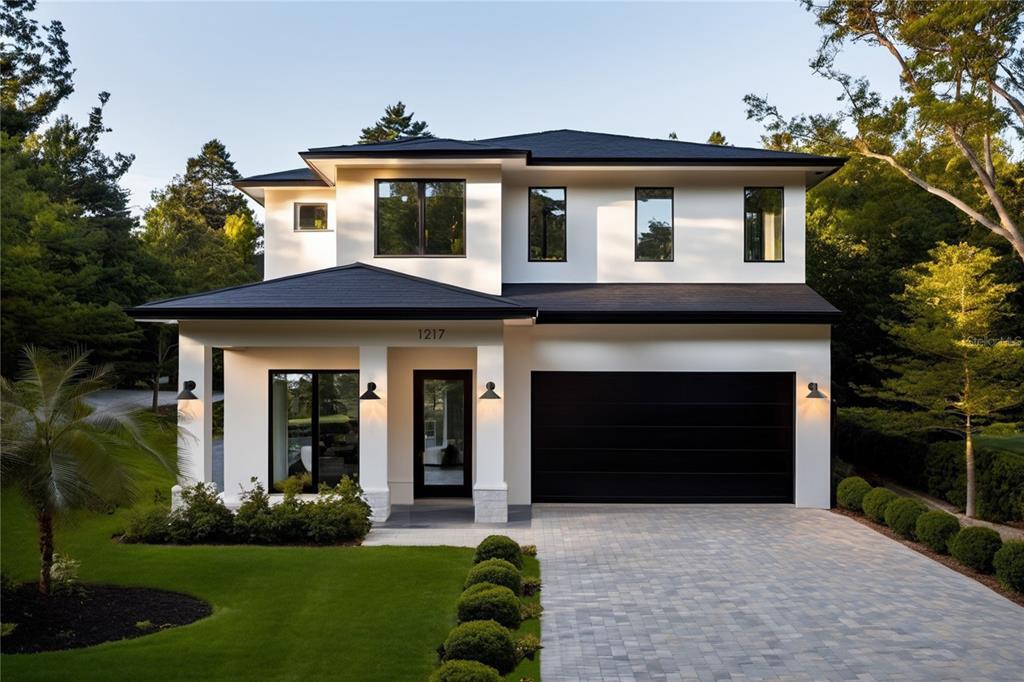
[510,554,542,681]
[976,433,1024,456]
[1,492,472,680]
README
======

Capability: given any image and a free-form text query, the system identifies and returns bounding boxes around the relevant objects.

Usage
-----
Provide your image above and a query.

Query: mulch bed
[1,584,212,653]
[832,508,1024,608]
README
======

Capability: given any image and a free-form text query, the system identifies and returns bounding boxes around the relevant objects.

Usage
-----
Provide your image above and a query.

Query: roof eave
[534,310,842,324]
[126,306,538,321]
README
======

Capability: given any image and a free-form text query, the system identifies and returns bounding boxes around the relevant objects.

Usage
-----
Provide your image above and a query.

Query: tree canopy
[358,101,433,143]
[745,0,1024,263]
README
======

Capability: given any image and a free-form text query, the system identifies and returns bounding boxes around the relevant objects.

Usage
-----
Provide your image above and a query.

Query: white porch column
[177,333,213,487]
[474,344,507,523]
[359,346,390,521]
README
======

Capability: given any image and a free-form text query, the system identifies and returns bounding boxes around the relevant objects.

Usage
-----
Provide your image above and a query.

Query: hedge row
[121,477,372,545]
[836,477,1024,593]
[834,416,1024,523]
[432,536,541,681]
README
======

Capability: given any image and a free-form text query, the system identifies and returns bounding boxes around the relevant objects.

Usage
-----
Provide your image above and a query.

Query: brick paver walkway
[366,504,1024,681]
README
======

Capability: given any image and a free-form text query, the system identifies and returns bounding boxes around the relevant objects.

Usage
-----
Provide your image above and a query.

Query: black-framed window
[375,180,466,256]
[635,188,674,261]
[744,187,784,262]
[269,370,359,492]
[295,203,329,231]
[528,187,567,262]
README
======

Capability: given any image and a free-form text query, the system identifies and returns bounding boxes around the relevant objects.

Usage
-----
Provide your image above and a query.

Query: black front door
[414,370,473,498]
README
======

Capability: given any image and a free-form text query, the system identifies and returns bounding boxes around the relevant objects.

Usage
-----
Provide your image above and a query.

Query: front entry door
[414,370,473,498]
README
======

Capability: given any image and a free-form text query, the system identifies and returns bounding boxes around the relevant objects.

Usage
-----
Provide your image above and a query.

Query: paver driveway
[367,504,1024,681]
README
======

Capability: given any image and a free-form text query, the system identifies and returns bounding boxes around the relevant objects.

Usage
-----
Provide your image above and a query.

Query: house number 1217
[418,328,446,340]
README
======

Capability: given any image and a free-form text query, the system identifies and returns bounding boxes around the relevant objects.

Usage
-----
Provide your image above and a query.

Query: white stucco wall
[503,323,832,507]
[500,169,806,284]
[263,188,338,280]
[335,166,504,294]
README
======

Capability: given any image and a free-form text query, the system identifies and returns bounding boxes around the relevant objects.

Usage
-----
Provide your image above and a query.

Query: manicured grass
[509,554,542,681]
[976,434,1024,456]
[1,489,472,680]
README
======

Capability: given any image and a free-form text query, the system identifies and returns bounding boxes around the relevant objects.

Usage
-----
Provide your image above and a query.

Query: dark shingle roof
[501,282,840,323]
[233,167,326,186]
[299,129,845,167]
[127,263,534,320]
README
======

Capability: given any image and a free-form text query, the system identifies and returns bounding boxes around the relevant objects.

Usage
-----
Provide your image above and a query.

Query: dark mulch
[1,584,212,653]
[832,508,1024,608]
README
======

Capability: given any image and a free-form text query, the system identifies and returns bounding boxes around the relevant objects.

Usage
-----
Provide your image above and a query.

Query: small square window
[295,203,328,231]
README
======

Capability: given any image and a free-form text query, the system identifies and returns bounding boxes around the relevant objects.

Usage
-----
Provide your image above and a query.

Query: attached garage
[531,371,795,503]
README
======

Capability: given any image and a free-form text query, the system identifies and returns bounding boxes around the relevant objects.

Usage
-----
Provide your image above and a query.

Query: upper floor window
[744,187,784,262]
[375,180,466,256]
[295,203,328,231]
[528,187,567,262]
[635,188,673,261]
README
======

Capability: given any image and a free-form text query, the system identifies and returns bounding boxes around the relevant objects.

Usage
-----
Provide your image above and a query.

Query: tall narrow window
[528,187,567,261]
[270,370,359,492]
[635,188,673,261]
[295,203,328,231]
[744,187,784,262]
[375,180,465,256]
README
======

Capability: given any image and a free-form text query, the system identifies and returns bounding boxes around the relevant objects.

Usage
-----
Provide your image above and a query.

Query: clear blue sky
[37,1,897,216]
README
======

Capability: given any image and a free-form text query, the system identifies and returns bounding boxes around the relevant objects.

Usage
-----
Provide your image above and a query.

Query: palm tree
[1,347,178,594]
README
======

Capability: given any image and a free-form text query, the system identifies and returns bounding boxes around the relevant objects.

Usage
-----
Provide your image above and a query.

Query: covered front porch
[174,320,516,523]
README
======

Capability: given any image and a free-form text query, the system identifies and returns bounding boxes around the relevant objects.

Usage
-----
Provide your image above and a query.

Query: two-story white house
[129,130,844,523]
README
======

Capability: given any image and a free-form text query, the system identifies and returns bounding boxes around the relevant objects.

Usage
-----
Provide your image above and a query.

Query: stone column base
[364,488,391,523]
[473,487,508,523]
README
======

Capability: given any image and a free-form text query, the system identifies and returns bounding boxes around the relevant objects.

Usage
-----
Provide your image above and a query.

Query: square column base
[364,488,391,523]
[473,487,508,523]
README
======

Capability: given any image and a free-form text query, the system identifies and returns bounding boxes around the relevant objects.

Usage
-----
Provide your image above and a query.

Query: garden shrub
[836,476,872,512]
[457,583,521,629]
[122,505,172,544]
[993,541,1024,592]
[915,511,960,553]
[520,601,543,620]
[520,544,537,557]
[442,620,517,675]
[429,660,501,682]
[233,478,276,544]
[305,477,372,544]
[949,526,1003,573]
[474,535,523,569]
[861,487,898,523]
[465,559,522,594]
[926,442,1024,522]
[169,483,234,544]
[515,633,542,662]
[833,415,928,489]
[522,575,541,596]
[883,497,929,539]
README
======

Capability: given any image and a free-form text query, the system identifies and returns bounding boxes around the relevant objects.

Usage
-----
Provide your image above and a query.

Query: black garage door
[531,371,794,503]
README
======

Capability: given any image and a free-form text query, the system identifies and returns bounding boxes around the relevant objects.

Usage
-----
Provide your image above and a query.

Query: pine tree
[358,101,433,143]
[706,131,728,145]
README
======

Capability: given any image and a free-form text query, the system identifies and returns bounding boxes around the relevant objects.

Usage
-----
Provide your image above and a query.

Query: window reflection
[636,188,673,261]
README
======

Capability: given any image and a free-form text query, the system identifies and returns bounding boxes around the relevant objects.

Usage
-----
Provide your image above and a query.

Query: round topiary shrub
[949,526,1003,573]
[993,540,1024,592]
[474,535,523,569]
[836,476,873,512]
[915,510,960,554]
[862,487,898,523]
[465,558,522,595]
[442,620,517,675]
[457,583,521,629]
[883,497,929,539]
[429,659,502,682]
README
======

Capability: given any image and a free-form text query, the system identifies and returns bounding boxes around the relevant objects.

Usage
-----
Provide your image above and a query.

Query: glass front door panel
[422,378,466,487]
[271,372,313,491]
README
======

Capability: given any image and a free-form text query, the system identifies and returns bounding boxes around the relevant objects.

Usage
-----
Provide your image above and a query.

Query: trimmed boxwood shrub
[862,487,898,523]
[993,540,1024,592]
[474,535,523,569]
[836,476,873,512]
[429,660,502,682]
[949,526,1003,573]
[442,620,517,675]
[883,497,929,539]
[457,583,521,629]
[915,511,960,553]
[465,559,522,595]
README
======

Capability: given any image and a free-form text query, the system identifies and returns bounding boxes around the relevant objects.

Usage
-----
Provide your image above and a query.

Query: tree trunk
[965,414,976,519]
[152,376,160,413]
[37,511,54,596]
